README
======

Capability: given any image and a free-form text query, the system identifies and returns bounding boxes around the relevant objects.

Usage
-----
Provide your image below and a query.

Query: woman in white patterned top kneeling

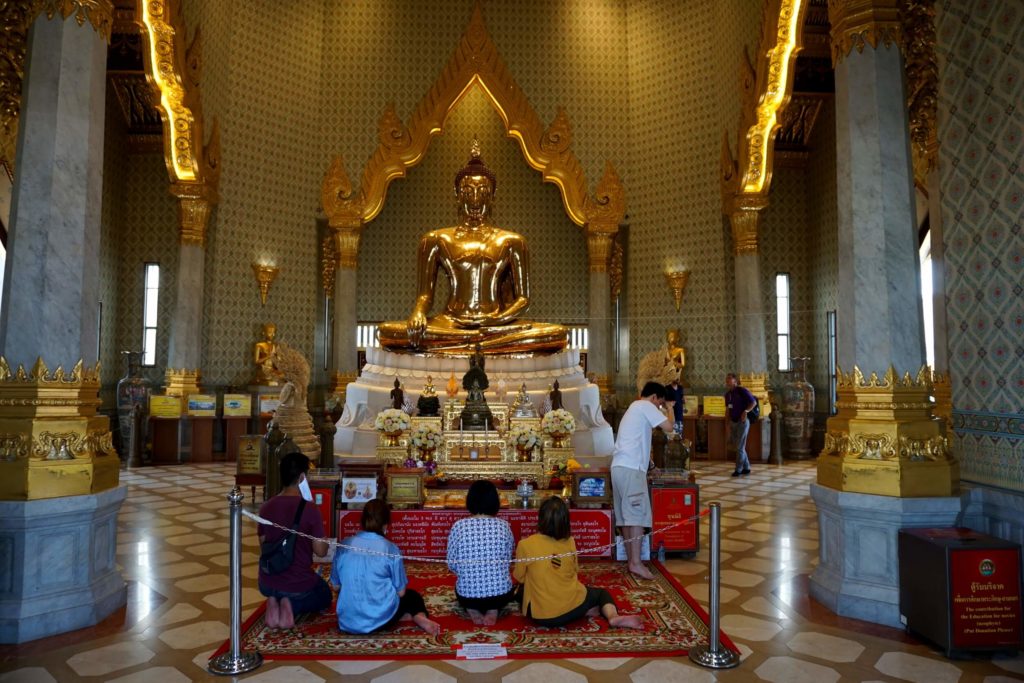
[446,480,517,625]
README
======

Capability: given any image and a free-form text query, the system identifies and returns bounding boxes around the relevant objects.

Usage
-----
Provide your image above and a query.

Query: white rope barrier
[241,507,710,565]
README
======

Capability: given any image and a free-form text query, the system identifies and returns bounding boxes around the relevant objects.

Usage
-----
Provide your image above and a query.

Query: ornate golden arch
[320,4,625,273]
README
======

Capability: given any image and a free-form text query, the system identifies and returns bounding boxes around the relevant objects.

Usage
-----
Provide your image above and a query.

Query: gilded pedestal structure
[0,4,126,643]
[809,0,958,628]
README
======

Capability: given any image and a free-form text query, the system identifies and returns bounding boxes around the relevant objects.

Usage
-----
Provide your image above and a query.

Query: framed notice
[236,435,263,475]
[683,395,699,416]
[341,476,378,504]
[573,468,613,506]
[702,396,727,417]
[223,393,251,417]
[385,468,424,507]
[187,393,217,417]
[150,395,182,419]
[258,394,280,416]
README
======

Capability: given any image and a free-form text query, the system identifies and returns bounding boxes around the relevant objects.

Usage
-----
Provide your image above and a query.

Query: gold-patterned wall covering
[935,2,1024,492]
[321,0,628,329]
[113,152,180,387]
[98,89,129,402]
[806,99,838,402]
[195,0,324,386]
[758,164,815,392]
[625,0,763,392]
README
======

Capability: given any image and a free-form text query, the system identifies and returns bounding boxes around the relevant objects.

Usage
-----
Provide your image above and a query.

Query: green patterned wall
[806,99,838,406]
[936,1,1024,492]
[99,89,128,400]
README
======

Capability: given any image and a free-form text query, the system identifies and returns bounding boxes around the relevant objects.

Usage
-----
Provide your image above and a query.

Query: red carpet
[213,560,737,660]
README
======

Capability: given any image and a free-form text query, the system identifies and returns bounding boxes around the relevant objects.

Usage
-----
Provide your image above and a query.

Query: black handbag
[258,499,307,575]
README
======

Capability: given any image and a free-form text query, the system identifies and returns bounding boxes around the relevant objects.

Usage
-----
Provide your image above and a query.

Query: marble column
[333,266,358,376]
[0,13,107,368]
[585,233,613,393]
[166,242,205,370]
[833,28,925,372]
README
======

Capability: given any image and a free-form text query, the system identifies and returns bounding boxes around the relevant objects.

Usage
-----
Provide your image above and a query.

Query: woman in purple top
[257,452,331,629]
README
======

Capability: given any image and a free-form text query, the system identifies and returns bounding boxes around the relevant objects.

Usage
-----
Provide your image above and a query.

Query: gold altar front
[374,401,571,485]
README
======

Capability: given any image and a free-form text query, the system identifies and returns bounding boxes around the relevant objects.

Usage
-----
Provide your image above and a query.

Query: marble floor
[1,460,1022,682]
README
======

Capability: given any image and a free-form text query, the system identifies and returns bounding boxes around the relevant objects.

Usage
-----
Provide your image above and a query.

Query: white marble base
[0,486,127,643]
[808,483,961,628]
[334,348,613,457]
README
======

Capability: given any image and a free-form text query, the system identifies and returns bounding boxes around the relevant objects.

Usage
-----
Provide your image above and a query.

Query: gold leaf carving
[828,0,902,66]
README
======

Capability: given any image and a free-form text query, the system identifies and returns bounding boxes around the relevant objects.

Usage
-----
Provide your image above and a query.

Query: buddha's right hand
[407,311,428,347]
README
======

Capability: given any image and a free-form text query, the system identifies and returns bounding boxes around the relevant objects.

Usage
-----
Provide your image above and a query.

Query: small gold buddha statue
[666,328,686,379]
[423,375,436,397]
[377,142,567,355]
[446,371,459,399]
[253,322,279,385]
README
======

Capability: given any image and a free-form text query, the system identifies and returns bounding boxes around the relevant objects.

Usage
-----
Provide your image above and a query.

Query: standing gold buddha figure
[377,142,567,355]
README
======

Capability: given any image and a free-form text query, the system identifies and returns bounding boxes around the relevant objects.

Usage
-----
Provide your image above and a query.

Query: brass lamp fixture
[665,268,689,312]
[252,262,279,306]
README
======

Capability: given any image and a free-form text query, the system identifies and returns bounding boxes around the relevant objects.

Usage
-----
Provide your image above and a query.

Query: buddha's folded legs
[377,319,567,355]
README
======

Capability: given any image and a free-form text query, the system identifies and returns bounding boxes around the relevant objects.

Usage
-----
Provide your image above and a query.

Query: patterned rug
[213,561,737,660]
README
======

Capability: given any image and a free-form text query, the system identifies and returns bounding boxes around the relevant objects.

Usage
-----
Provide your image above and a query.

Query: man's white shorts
[611,466,651,527]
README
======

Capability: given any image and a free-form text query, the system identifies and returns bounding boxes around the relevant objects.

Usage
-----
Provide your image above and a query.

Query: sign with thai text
[223,393,252,417]
[702,396,726,417]
[336,508,613,558]
[150,395,182,419]
[951,547,1022,648]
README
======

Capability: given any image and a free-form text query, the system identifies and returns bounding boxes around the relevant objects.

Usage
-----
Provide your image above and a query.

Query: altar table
[336,509,614,558]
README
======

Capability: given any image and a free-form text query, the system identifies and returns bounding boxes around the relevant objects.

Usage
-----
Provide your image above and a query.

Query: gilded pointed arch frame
[321,4,625,272]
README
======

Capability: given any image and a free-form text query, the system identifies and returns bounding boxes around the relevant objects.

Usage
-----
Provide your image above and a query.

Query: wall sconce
[665,269,689,312]
[252,262,279,306]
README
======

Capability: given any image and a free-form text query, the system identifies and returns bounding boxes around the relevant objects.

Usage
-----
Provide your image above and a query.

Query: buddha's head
[263,323,276,341]
[666,328,680,346]
[455,143,496,223]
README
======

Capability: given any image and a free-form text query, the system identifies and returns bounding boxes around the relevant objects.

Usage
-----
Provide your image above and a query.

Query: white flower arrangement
[507,423,541,450]
[374,408,411,433]
[410,422,444,449]
[541,408,576,435]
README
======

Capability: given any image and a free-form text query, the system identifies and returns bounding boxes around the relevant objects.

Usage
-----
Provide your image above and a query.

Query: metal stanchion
[688,502,739,669]
[208,487,263,676]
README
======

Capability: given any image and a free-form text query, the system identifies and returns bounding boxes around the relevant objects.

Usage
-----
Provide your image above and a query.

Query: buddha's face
[263,324,276,340]
[667,329,680,346]
[458,175,493,222]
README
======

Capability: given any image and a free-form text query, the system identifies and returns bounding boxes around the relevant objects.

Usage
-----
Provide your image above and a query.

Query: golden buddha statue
[666,328,686,377]
[378,143,567,355]
[253,322,279,385]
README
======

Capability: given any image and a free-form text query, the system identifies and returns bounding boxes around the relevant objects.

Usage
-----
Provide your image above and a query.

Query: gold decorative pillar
[138,0,221,398]
[329,224,362,395]
[585,229,613,395]
[820,0,955,496]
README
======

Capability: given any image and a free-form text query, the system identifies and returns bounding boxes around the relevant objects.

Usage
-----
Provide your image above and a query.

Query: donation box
[650,482,700,554]
[899,527,1023,656]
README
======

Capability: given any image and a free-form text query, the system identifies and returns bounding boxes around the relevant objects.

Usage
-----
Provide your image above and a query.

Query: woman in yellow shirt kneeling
[514,496,643,629]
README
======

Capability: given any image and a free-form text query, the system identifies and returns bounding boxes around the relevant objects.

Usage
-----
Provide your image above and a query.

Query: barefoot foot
[609,614,644,629]
[413,613,442,636]
[585,606,601,618]
[467,609,484,626]
[482,609,498,626]
[279,597,295,629]
[265,597,280,629]
[629,564,656,580]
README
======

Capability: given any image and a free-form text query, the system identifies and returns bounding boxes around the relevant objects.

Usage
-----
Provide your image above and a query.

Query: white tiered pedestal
[334,348,613,459]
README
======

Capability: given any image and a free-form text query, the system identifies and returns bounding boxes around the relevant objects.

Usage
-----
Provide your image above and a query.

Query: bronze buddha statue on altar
[377,142,568,355]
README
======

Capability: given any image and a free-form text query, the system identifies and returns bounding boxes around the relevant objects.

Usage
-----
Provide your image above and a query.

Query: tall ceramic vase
[782,357,815,459]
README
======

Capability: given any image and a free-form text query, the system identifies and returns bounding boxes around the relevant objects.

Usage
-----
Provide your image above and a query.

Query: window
[776,273,791,371]
[141,263,160,366]
[567,325,589,351]
[827,310,837,415]
[356,323,379,349]
[919,231,935,370]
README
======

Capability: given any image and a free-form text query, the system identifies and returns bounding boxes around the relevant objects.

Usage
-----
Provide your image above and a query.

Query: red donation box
[899,527,1022,656]
[650,483,700,554]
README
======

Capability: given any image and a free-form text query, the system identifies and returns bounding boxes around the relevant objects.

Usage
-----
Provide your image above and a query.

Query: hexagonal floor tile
[631,660,717,682]
[502,662,587,683]
[755,656,840,683]
[874,652,962,683]
[67,643,155,677]
[788,631,864,663]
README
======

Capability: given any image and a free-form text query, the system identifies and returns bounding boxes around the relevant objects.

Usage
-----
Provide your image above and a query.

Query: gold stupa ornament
[0,357,119,500]
[817,364,958,498]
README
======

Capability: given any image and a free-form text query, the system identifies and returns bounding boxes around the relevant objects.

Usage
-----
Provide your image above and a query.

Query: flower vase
[383,429,403,447]
[515,446,532,463]
[419,448,436,464]
[548,431,570,449]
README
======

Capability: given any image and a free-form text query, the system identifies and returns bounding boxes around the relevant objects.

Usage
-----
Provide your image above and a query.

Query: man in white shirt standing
[611,382,674,579]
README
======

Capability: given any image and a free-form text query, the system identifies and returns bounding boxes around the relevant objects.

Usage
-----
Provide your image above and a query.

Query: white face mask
[298,475,313,502]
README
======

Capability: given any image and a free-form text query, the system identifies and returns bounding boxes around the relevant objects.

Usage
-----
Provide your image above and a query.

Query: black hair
[279,451,310,489]
[640,381,666,399]
[466,479,501,516]
[361,498,391,535]
[537,496,571,540]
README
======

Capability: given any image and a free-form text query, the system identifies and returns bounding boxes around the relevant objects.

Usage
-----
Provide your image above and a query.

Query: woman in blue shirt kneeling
[446,480,516,625]
[330,498,441,636]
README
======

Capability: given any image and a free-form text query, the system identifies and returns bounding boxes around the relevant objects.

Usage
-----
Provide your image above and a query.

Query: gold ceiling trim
[721,0,808,211]
[37,0,113,39]
[136,0,220,190]
[828,0,902,67]
[322,3,625,251]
